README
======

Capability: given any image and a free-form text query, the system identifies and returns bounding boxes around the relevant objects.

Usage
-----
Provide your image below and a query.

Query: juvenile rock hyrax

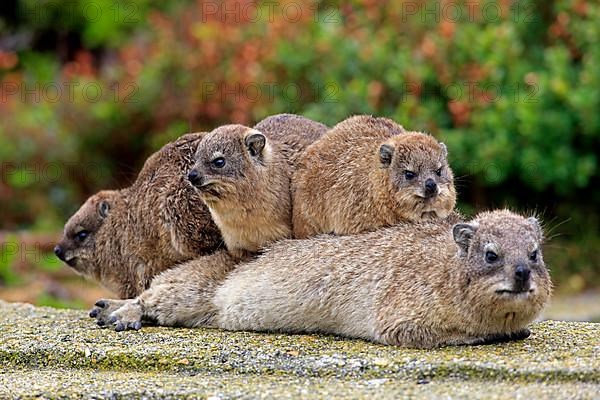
[187,115,327,257]
[91,210,552,348]
[54,133,223,298]
[293,115,456,238]
[187,125,292,258]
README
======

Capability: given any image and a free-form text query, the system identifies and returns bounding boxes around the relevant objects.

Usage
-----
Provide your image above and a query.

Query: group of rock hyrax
[55,113,552,348]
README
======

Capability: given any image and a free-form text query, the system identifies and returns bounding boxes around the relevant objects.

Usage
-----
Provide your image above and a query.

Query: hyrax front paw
[102,300,144,332]
[89,299,127,327]
[481,328,531,345]
[464,329,532,346]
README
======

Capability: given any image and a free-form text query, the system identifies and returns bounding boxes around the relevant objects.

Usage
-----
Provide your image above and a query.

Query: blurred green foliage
[0,0,599,294]
[36,292,85,309]
[0,235,21,286]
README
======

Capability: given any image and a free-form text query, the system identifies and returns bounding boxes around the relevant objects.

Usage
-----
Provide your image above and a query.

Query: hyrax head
[188,124,270,204]
[378,132,456,221]
[452,210,552,323]
[54,190,116,277]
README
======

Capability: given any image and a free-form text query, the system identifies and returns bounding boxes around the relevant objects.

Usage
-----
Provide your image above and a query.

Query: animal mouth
[415,193,435,200]
[495,289,534,296]
[420,210,438,219]
[65,257,78,267]
[198,183,221,198]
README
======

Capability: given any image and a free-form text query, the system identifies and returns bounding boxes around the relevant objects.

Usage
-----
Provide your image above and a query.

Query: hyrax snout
[513,264,532,292]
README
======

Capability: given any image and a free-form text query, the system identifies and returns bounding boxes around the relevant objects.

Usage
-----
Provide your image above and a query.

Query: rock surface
[1,301,598,399]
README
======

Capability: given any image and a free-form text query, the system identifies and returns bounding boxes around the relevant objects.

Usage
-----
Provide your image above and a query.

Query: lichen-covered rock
[1,301,598,399]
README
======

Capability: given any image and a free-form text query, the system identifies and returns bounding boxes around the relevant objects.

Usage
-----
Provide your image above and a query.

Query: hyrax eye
[404,171,416,180]
[211,157,226,168]
[485,251,498,263]
[76,230,90,242]
[435,167,442,176]
[530,250,538,262]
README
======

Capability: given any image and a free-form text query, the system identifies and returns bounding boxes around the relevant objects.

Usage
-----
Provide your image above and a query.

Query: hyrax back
[188,125,292,257]
[253,113,328,168]
[55,133,223,298]
[293,115,456,238]
[213,210,551,348]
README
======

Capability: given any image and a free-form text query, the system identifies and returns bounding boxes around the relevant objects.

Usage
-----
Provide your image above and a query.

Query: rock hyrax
[55,133,223,298]
[293,115,456,238]
[221,210,551,347]
[91,210,552,349]
[186,114,328,256]
[187,124,292,257]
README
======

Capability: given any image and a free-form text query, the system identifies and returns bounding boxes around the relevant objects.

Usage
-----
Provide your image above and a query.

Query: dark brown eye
[485,251,498,263]
[404,170,416,180]
[435,167,442,176]
[75,230,90,242]
[211,157,226,168]
[530,250,538,262]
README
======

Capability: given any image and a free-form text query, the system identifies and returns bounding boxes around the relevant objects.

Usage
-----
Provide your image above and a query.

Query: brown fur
[56,115,327,297]
[55,133,223,298]
[188,115,327,257]
[89,250,240,329]
[253,113,328,168]
[293,115,456,238]
[91,210,552,348]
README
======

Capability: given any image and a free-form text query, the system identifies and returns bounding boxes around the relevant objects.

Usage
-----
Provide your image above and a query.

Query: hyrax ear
[245,130,266,157]
[98,201,110,219]
[527,217,544,241]
[439,142,448,157]
[379,144,394,167]
[453,222,478,255]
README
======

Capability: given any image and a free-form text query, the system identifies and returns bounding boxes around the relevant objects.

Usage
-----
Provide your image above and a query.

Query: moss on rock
[1,301,599,398]
[2,368,600,399]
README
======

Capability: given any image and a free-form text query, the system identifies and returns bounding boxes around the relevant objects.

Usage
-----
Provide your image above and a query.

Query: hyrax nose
[424,178,437,198]
[187,169,202,187]
[514,264,531,283]
[54,245,66,261]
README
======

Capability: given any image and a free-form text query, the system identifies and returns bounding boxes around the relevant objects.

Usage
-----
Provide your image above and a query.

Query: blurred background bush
[0,0,598,317]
